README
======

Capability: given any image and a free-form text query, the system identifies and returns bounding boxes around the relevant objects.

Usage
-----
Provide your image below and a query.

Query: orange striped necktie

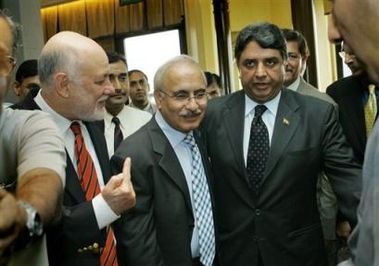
[70,122,119,266]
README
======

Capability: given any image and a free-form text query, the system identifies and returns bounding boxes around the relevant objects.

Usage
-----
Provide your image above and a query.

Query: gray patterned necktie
[183,134,215,266]
[246,105,269,196]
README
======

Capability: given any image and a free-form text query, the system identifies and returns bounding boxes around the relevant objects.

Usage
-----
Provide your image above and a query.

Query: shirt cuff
[92,193,120,229]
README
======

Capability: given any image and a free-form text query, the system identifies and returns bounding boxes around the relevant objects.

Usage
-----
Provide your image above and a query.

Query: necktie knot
[183,134,196,149]
[369,84,376,94]
[112,116,120,126]
[70,122,81,136]
[254,105,267,118]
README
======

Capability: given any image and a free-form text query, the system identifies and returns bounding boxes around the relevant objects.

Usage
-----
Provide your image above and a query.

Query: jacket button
[255,209,261,216]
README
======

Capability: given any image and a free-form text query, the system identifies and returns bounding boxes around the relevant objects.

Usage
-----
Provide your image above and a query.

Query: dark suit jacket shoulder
[297,77,336,106]
[326,75,366,164]
[203,88,361,266]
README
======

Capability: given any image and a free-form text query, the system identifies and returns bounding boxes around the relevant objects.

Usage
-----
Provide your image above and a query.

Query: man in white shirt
[13,31,136,266]
[102,52,151,157]
[128,69,157,114]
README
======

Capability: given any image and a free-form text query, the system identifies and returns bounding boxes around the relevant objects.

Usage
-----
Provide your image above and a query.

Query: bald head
[38,31,113,121]
[39,31,108,89]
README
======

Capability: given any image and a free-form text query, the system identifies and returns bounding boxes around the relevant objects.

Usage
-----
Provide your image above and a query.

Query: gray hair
[154,54,204,91]
[38,46,81,88]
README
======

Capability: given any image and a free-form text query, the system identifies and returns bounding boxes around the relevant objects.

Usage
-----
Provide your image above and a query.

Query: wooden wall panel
[96,37,115,52]
[41,0,184,38]
[129,1,144,31]
[115,0,131,34]
[147,0,163,29]
[163,0,182,26]
[58,1,87,35]
[86,0,115,38]
[41,6,58,42]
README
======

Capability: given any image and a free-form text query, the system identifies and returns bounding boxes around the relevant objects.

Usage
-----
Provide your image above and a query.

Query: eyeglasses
[159,89,208,105]
[0,56,16,75]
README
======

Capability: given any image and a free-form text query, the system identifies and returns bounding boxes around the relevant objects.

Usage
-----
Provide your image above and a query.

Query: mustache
[179,109,202,118]
[110,88,127,96]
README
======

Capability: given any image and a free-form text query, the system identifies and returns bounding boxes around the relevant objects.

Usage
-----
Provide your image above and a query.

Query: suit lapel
[343,77,367,147]
[223,91,246,172]
[85,122,112,183]
[264,90,300,180]
[148,119,193,212]
[64,151,86,203]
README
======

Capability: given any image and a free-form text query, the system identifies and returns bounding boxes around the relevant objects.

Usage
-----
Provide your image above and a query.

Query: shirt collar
[154,110,189,148]
[34,90,78,134]
[244,90,281,118]
[286,76,301,92]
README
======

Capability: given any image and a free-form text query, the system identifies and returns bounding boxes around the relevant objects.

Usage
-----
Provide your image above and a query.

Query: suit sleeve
[322,104,362,228]
[111,153,164,266]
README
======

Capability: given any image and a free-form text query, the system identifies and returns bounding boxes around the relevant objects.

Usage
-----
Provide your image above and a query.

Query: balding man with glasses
[111,55,218,266]
[0,9,66,266]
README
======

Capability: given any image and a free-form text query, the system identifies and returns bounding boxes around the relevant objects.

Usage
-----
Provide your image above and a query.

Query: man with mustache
[101,52,151,157]
[202,22,361,266]
[111,55,218,266]
[13,31,136,266]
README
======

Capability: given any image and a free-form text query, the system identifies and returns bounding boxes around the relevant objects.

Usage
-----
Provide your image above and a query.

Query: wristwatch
[18,201,43,239]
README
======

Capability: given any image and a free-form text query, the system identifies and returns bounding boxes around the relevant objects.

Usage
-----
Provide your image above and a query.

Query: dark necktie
[70,122,118,266]
[246,105,269,196]
[183,134,215,266]
[112,117,124,152]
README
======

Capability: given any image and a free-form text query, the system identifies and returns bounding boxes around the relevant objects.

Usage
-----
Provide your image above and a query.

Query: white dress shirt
[104,106,151,157]
[34,91,119,229]
[243,92,281,166]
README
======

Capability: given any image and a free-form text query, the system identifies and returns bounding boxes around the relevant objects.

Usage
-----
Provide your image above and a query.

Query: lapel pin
[283,118,289,125]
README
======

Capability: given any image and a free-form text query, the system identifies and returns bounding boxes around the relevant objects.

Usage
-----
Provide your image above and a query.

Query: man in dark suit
[326,43,375,165]
[282,28,340,265]
[111,55,217,266]
[326,44,377,263]
[13,31,136,266]
[202,22,361,266]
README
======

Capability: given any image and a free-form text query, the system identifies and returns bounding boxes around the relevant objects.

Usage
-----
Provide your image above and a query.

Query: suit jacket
[297,77,336,106]
[326,75,368,164]
[202,89,361,266]
[111,117,217,266]
[12,95,112,266]
[296,77,339,239]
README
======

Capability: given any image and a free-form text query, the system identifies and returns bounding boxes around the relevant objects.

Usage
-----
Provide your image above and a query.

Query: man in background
[204,71,223,99]
[101,52,151,157]
[0,9,65,266]
[128,69,157,114]
[12,59,40,101]
[13,31,136,265]
[328,0,379,264]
